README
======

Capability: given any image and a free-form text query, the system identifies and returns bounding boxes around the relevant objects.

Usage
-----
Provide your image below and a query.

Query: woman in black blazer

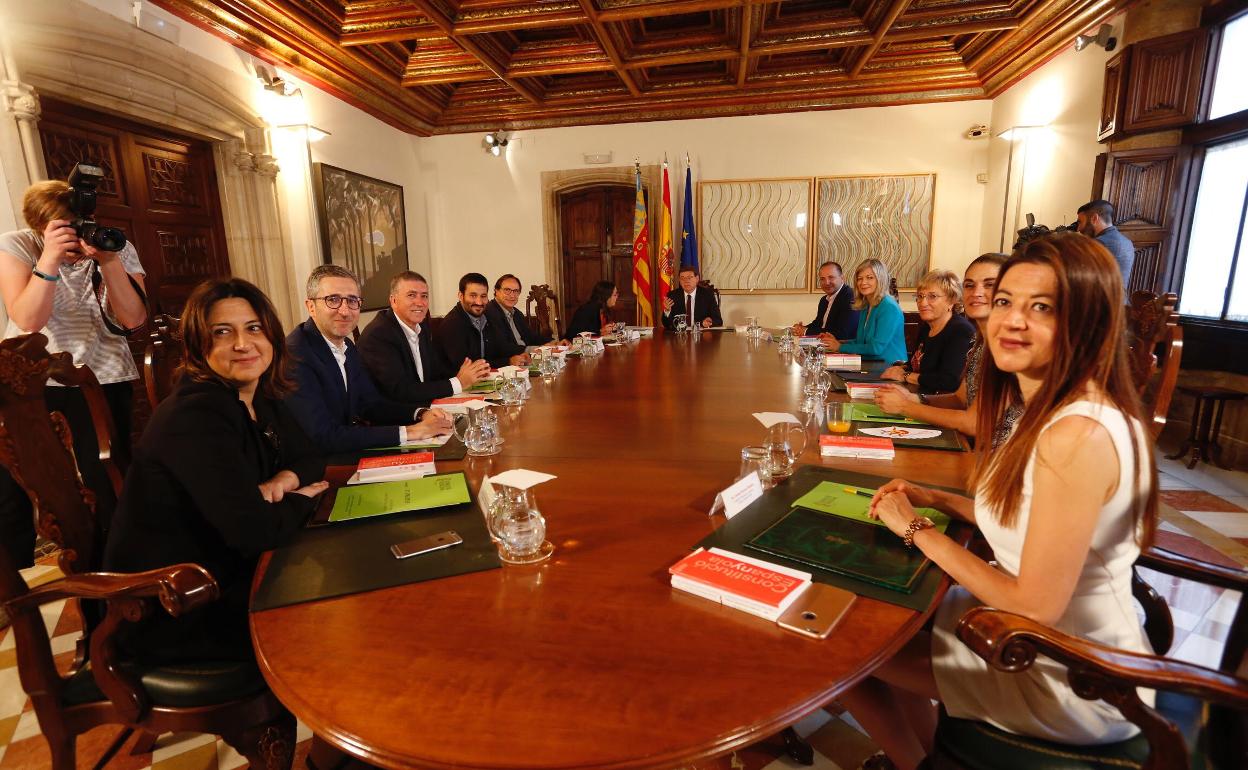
[566,280,618,337]
[103,278,327,663]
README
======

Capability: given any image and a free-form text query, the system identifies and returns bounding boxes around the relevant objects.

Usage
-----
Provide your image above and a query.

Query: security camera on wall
[966,125,990,139]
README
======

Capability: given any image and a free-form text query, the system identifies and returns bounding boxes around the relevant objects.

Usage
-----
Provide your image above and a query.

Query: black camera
[67,163,127,252]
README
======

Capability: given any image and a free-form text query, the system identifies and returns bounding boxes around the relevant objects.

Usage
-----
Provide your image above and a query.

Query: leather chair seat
[62,659,267,708]
[935,692,1206,770]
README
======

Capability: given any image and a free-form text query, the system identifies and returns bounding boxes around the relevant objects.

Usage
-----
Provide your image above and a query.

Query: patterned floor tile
[1160,490,1247,512]
[150,740,216,770]
[803,714,879,770]
[1185,511,1248,539]
[0,715,18,748]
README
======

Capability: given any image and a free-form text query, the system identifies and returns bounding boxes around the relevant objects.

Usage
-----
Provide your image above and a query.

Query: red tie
[686,295,693,327]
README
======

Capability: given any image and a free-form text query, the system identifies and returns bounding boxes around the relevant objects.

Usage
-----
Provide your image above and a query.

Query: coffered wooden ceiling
[151,0,1130,135]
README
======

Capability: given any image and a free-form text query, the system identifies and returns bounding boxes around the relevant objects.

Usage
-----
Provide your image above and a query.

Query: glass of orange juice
[827,402,852,433]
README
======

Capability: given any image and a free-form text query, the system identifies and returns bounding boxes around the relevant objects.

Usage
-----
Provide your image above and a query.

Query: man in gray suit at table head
[1078,199,1136,291]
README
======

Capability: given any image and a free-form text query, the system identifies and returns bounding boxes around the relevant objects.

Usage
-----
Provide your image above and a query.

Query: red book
[669,547,811,619]
[432,396,477,405]
[356,452,435,481]
[820,435,895,459]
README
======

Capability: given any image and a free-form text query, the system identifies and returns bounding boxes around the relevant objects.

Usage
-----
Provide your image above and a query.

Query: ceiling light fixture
[1075,24,1117,52]
[483,132,509,157]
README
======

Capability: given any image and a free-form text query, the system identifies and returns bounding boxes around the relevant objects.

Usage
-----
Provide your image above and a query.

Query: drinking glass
[499,375,524,406]
[739,445,770,486]
[826,401,852,434]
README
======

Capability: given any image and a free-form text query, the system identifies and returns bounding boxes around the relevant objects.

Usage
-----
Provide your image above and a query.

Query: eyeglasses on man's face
[498,287,521,296]
[314,295,363,310]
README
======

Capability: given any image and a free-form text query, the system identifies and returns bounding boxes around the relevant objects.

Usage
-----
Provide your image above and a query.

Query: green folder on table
[744,482,950,593]
[846,402,930,425]
[329,473,471,523]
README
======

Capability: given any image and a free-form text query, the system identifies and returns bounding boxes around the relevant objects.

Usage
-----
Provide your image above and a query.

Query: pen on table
[845,487,875,498]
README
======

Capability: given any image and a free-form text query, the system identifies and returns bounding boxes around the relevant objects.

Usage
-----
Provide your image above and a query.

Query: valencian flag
[657,160,675,300]
[680,162,699,272]
[630,163,654,326]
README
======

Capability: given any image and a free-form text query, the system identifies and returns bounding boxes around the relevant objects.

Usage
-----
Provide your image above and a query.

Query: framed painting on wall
[312,162,409,312]
[699,178,813,293]
[814,174,935,290]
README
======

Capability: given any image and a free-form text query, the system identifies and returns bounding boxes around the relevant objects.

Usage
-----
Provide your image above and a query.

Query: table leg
[781,726,815,766]
[306,736,353,770]
[1210,399,1229,469]
[1192,397,1217,469]
[1166,395,1202,463]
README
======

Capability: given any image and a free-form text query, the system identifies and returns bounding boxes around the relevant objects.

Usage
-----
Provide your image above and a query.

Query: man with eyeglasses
[435,272,530,370]
[286,264,452,453]
[358,271,492,403]
[790,261,858,341]
[485,274,558,358]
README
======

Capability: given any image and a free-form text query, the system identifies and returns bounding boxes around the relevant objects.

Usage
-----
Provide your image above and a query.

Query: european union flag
[680,164,698,272]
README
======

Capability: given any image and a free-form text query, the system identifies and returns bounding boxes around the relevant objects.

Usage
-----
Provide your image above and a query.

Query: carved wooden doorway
[37,97,230,317]
[558,185,638,326]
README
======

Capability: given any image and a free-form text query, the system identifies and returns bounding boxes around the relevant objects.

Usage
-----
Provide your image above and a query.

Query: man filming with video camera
[0,163,148,587]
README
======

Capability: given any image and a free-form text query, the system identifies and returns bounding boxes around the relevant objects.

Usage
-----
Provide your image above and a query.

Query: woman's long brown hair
[972,231,1157,546]
[177,278,295,399]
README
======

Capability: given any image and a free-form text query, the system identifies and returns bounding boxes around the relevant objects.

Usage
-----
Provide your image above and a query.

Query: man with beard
[435,272,530,369]
[1077,199,1135,289]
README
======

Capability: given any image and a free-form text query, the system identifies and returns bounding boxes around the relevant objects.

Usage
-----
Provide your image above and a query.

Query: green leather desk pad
[251,484,499,612]
[695,465,969,612]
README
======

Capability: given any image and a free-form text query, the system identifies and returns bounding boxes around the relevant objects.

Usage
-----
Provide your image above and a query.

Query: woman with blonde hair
[840,232,1158,769]
[881,268,975,394]
[822,258,907,363]
[0,178,148,571]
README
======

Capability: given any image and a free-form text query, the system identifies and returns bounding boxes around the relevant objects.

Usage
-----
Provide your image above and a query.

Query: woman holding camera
[0,179,148,568]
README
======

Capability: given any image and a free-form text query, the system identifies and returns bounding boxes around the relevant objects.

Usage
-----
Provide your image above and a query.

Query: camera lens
[75,221,127,252]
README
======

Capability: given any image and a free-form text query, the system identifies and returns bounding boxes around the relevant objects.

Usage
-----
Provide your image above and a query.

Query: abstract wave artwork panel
[700,179,812,292]
[313,163,409,312]
[815,174,935,289]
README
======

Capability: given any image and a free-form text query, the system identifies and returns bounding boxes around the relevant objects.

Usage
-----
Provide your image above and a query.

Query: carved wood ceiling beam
[736,4,752,87]
[977,0,1129,92]
[576,0,642,96]
[596,0,756,23]
[149,0,439,132]
[451,4,587,35]
[850,0,914,78]
[404,0,543,103]
[623,48,740,69]
[965,0,1070,69]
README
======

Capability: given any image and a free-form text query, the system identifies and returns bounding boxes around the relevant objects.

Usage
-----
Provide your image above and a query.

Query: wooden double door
[559,185,641,326]
[37,97,230,318]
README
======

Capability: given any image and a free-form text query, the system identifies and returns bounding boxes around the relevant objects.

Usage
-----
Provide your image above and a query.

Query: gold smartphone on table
[777,583,857,639]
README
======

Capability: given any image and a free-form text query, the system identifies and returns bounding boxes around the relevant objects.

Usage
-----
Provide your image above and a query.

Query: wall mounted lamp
[996,125,1046,251]
[277,124,331,142]
[483,132,509,156]
[1075,24,1117,52]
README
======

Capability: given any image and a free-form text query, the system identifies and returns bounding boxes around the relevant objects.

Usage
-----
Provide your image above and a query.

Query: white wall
[414,101,992,326]
[980,16,1123,252]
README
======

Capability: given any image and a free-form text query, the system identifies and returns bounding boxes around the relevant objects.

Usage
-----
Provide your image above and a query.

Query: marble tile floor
[1,465,1244,770]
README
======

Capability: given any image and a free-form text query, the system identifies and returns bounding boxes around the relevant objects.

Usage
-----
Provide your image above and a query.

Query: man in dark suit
[358,271,491,404]
[792,261,858,341]
[661,265,722,329]
[485,273,556,358]
[435,272,530,369]
[286,265,451,454]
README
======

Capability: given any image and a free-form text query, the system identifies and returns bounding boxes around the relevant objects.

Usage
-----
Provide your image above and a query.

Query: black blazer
[566,301,607,338]
[910,313,977,394]
[357,309,456,404]
[286,318,420,453]
[103,379,324,662]
[485,299,551,357]
[435,303,514,368]
[806,284,859,339]
[662,286,722,329]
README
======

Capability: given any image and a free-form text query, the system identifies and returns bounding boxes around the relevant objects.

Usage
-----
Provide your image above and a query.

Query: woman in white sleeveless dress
[839,231,1159,770]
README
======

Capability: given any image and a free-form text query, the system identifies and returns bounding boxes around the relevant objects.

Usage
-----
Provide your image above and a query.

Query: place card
[490,469,557,490]
[709,471,765,519]
[753,412,801,428]
[429,398,492,415]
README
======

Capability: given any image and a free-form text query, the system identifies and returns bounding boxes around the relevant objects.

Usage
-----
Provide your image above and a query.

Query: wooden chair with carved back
[526,284,562,339]
[1125,291,1183,440]
[697,279,722,321]
[929,602,1248,770]
[0,333,295,770]
[142,314,184,410]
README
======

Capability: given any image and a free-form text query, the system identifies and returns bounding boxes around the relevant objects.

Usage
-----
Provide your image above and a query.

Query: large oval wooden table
[251,332,974,770]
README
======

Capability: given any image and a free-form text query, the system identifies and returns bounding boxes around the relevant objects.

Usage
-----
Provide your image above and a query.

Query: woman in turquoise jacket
[823,258,907,363]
